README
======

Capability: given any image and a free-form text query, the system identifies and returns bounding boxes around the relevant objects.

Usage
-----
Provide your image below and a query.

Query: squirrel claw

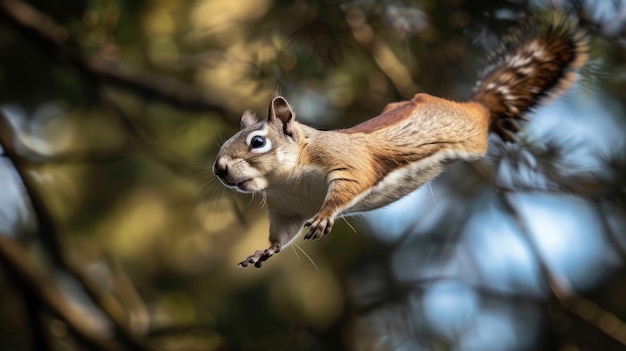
[304,215,334,240]
[238,244,281,268]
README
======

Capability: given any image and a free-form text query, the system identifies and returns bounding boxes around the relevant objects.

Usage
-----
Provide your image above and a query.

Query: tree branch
[0,234,115,351]
[0,0,237,125]
[593,200,626,266]
[499,193,626,346]
[0,113,157,351]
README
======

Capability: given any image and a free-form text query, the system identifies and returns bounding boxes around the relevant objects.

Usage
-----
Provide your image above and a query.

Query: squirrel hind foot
[238,244,281,268]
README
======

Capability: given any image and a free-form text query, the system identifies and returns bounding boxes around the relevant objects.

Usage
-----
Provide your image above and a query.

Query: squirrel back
[214,14,590,268]
[472,15,588,142]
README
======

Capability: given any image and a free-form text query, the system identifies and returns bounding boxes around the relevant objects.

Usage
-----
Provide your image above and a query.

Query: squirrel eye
[246,129,272,153]
[250,135,266,149]
[246,131,272,154]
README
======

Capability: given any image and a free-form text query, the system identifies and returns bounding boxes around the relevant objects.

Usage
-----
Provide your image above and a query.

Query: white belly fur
[347,149,480,213]
[266,149,481,217]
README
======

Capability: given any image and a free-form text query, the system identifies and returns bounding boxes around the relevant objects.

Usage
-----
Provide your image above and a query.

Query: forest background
[1,0,626,350]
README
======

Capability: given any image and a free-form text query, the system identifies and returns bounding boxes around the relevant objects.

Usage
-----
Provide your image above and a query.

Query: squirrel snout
[213,158,228,179]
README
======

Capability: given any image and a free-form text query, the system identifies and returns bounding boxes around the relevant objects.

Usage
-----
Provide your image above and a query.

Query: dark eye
[250,135,266,149]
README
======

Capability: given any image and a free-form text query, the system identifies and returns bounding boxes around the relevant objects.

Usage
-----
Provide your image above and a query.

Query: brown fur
[473,15,588,141]
[214,15,589,268]
[343,94,428,134]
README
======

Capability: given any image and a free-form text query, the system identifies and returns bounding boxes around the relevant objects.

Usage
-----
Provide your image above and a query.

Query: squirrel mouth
[236,179,253,191]
[218,177,251,189]
[217,174,258,192]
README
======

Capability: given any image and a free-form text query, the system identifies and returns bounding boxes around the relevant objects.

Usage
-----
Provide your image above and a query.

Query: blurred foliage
[0,0,626,350]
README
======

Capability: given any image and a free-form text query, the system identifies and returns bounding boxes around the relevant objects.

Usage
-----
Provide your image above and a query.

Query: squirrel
[213,15,588,268]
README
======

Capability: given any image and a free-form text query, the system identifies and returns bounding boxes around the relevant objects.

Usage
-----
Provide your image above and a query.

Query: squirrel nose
[213,158,228,178]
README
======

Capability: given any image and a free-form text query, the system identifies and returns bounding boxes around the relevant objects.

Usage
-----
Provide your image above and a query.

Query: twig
[593,200,626,265]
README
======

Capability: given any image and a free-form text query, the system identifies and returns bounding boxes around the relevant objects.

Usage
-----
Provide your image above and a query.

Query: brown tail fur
[472,15,589,142]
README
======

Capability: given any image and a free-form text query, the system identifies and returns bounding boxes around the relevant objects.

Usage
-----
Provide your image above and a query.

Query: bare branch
[22,293,53,350]
[0,0,237,125]
[0,113,157,351]
[0,234,115,351]
[499,193,626,346]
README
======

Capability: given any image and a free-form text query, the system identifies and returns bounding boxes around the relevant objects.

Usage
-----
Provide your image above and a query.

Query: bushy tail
[472,15,588,142]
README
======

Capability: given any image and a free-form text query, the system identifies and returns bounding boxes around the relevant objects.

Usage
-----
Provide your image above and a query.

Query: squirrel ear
[268,96,298,139]
[240,110,257,130]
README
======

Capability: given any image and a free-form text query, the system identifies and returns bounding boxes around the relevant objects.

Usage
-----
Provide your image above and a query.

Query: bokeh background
[1,0,625,350]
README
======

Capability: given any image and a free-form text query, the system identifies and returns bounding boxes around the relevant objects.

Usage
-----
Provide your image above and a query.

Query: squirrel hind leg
[237,213,307,268]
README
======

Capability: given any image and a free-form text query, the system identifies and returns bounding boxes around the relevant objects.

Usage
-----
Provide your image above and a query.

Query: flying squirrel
[213,15,589,268]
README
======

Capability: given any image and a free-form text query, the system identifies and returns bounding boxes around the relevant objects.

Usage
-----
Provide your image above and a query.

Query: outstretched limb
[304,214,335,240]
[238,212,305,268]
[304,176,365,240]
[238,243,281,268]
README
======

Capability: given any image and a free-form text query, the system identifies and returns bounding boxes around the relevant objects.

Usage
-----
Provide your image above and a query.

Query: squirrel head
[213,96,302,193]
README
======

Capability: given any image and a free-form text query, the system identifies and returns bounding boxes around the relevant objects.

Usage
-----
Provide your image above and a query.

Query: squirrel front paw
[238,243,281,268]
[304,214,334,240]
